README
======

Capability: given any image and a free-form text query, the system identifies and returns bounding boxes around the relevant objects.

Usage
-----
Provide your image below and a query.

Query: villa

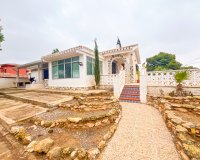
[41,42,140,88]
[15,41,141,101]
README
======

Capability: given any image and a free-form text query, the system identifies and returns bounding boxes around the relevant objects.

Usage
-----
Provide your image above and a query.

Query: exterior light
[78,62,83,66]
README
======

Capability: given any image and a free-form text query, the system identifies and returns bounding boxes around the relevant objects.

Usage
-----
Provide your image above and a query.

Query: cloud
[0,0,200,67]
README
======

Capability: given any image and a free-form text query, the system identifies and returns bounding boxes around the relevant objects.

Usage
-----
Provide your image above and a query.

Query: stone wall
[148,96,200,160]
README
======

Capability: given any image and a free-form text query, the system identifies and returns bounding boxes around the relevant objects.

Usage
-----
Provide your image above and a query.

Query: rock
[67,117,82,123]
[183,143,200,159]
[171,118,184,125]
[47,147,62,160]
[77,148,87,158]
[70,150,77,159]
[171,103,182,108]
[95,121,101,127]
[15,128,31,144]
[41,120,45,126]
[26,141,38,152]
[86,123,94,128]
[48,128,53,133]
[108,109,116,116]
[29,125,37,130]
[175,108,188,113]
[88,148,100,160]
[98,140,106,150]
[50,122,56,128]
[180,150,190,160]
[103,132,112,141]
[34,138,54,153]
[182,122,195,129]
[176,125,188,133]
[43,121,52,128]
[24,135,32,144]
[63,147,74,155]
[102,118,109,124]
[110,125,117,133]
[10,126,23,134]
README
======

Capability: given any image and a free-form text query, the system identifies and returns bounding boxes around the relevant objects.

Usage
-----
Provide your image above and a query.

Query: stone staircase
[119,84,140,103]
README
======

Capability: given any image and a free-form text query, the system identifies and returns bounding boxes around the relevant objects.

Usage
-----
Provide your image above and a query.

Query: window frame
[52,56,80,79]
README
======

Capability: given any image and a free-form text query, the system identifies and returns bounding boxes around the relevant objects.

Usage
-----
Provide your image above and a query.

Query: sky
[0,0,200,67]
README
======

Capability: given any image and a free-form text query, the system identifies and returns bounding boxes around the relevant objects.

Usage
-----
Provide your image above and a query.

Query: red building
[0,64,28,78]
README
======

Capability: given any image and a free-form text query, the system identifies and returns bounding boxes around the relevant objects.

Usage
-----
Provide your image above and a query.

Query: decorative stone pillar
[107,59,112,74]
[140,64,147,103]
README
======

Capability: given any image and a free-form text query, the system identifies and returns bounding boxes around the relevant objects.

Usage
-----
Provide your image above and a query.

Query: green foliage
[52,48,59,54]
[94,40,100,85]
[146,52,182,71]
[181,66,195,69]
[174,71,189,84]
[0,32,4,43]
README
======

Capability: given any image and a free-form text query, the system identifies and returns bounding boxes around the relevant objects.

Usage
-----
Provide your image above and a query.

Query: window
[87,56,103,75]
[52,56,80,79]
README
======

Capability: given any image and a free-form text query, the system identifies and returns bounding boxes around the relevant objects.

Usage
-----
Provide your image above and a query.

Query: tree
[146,52,182,71]
[174,71,189,95]
[94,39,100,86]
[52,48,59,54]
[0,33,4,43]
[0,19,4,51]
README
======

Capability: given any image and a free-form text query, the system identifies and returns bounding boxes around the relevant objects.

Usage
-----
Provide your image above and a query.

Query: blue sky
[0,0,200,67]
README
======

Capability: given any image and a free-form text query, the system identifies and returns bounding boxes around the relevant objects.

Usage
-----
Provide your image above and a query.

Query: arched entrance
[111,58,125,74]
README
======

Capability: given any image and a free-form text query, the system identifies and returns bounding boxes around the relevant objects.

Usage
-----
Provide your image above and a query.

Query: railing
[147,69,200,87]
[113,70,125,98]
[43,79,49,88]
[100,74,117,85]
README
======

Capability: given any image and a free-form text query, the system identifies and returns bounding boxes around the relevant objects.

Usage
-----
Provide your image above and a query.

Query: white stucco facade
[41,45,140,89]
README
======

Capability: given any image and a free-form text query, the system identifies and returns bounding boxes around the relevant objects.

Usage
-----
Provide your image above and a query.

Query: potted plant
[136,64,140,83]
[174,70,189,96]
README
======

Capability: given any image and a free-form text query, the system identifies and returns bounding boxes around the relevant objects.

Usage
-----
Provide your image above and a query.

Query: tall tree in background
[146,52,182,71]
[94,39,100,86]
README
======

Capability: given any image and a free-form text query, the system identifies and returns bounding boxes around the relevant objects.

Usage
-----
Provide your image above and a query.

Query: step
[119,97,140,101]
[120,93,140,96]
[120,100,140,103]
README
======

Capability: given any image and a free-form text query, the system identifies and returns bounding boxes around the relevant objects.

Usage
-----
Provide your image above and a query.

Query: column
[140,66,147,103]
[16,68,19,87]
[38,64,41,84]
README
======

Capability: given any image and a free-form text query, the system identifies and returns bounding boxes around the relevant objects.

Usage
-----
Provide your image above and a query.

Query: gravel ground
[99,102,180,160]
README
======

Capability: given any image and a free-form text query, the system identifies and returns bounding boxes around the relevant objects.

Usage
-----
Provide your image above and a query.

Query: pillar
[140,66,147,103]
[16,68,19,87]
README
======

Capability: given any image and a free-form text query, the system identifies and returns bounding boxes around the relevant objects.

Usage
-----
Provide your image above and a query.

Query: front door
[112,61,117,74]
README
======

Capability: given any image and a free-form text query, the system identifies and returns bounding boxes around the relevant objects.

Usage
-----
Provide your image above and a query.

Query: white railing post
[140,67,147,103]
[113,70,125,98]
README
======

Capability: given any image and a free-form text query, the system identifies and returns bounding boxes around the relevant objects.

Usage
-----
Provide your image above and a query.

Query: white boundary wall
[147,69,200,96]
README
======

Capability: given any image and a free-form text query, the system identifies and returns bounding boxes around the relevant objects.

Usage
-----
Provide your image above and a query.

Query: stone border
[148,96,200,160]
[31,107,120,129]
[8,106,122,160]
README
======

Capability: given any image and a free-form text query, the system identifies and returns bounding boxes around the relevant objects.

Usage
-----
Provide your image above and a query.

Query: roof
[41,45,94,62]
[18,60,43,68]
[100,44,138,55]
[0,63,19,67]
[100,44,141,64]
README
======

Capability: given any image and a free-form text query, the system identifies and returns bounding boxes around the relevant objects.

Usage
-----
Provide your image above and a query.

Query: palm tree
[52,48,59,54]
[0,33,4,43]
[174,71,189,95]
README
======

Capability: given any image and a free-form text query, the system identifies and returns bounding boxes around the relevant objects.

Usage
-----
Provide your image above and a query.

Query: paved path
[99,102,180,160]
